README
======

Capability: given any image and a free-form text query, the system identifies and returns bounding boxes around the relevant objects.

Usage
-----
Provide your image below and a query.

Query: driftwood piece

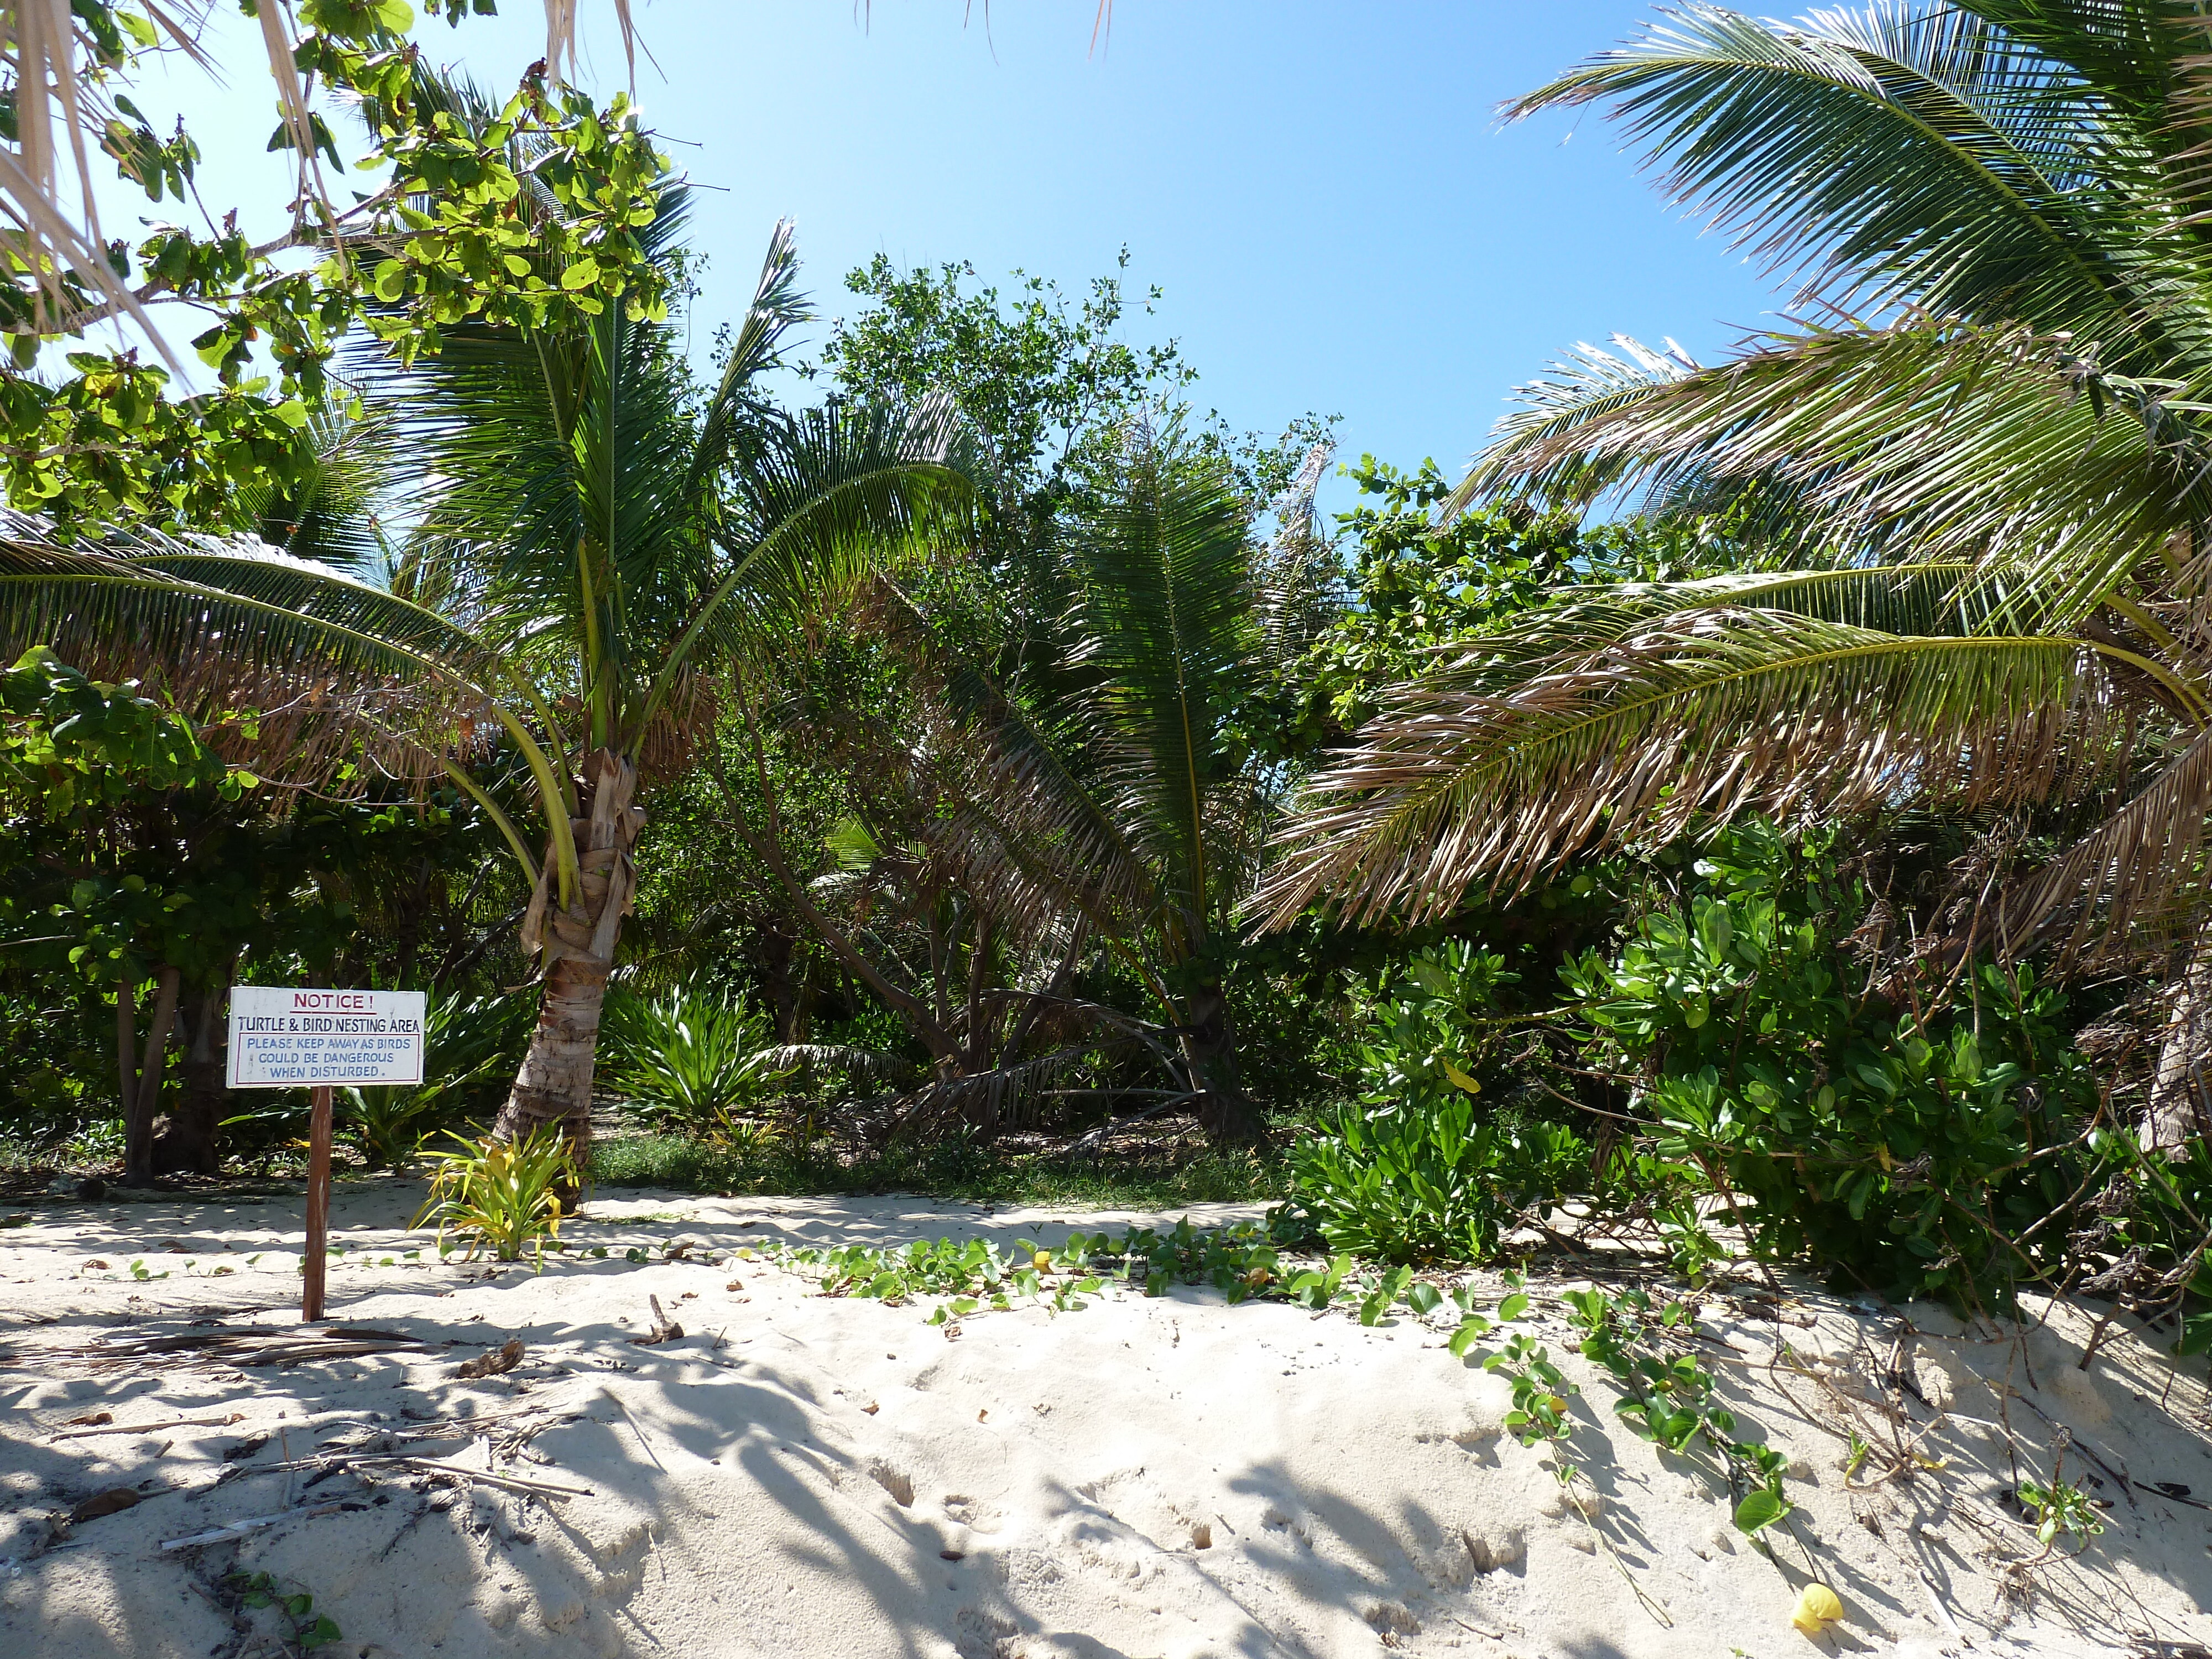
[627,1297,684,1346]
[454,1338,524,1380]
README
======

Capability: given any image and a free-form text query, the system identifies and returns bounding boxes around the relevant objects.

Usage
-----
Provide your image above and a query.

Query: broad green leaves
[4,13,671,534]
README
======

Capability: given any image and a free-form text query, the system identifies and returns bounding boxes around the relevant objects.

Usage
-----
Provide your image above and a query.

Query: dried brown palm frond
[1261,605,2149,930]
[634,662,716,785]
[1994,724,2212,966]
[1251,437,1337,668]
[828,573,1161,936]
[760,1042,907,1086]
[885,1030,1147,1141]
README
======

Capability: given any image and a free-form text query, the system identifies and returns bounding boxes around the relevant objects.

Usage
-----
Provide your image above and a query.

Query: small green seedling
[225,1571,342,1650]
[1359,1265,1414,1327]
[2017,1477,2105,1551]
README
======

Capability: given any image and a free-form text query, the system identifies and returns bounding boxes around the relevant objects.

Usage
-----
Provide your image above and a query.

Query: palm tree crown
[1269,2,2212,1004]
[1,184,972,1156]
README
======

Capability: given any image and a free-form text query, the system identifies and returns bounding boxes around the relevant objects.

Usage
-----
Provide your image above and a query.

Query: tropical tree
[0,197,969,1165]
[836,424,1334,1144]
[0,3,669,533]
[1265,1,2212,1147]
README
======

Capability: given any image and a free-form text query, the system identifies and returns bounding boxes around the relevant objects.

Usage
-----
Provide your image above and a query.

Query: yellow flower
[1032,1250,1053,1271]
[1790,1583,1843,1637]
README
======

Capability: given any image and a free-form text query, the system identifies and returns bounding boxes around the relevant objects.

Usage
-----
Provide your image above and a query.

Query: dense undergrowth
[1287,819,2212,1357]
[590,1131,1288,1209]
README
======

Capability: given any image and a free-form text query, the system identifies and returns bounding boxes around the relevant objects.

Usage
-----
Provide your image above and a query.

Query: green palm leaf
[0,511,504,779]
[1464,321,2208,624]
[648,398,977,728]
[848,576,1162,938]
[230,403,397,574]
[1067,427,1255,942]
[1505,3,2193,341]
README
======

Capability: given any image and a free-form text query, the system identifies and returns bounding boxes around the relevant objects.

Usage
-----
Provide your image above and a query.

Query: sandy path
[2,1178,2208,1657]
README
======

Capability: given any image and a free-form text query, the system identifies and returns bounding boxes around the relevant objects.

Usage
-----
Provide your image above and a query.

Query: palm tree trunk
[495,749,643,1170]
[1181,982,1265,1145]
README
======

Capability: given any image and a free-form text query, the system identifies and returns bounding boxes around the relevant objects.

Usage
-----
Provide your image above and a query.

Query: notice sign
[226,987,427,1089]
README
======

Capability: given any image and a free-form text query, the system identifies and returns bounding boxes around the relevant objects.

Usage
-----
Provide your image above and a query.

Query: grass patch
[588,1133,1288,1210]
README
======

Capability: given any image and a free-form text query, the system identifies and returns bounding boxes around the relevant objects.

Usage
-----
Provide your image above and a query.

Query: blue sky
[115,1,1792,519]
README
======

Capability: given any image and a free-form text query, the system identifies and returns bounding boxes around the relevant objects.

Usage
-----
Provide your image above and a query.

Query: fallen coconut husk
[452,1337,524,1379]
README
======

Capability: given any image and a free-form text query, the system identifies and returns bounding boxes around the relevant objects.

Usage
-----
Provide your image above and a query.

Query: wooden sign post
[302,1086,333,1322]
[226,987,426,1324]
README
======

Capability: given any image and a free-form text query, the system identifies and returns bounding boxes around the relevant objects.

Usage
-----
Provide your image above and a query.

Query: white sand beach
[2,1181,2208,1658]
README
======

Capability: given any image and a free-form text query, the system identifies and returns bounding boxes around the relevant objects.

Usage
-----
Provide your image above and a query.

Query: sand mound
[2,1180,2208,1657]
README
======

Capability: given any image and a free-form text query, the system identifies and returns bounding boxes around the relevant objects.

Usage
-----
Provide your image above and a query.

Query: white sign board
[226,987,427,1089]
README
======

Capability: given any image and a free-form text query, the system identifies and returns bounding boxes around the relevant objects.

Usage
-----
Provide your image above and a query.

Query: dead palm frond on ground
[1266,1,2212,1146]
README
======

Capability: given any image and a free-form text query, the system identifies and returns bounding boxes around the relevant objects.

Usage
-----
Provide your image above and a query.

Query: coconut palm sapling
[358,205,971,1156]
[0,228,968,1180]
[866,427,1334,1141]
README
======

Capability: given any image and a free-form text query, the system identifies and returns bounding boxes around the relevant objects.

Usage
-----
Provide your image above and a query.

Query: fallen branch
[49,1411,246,1442]
[160,1502,346,1552]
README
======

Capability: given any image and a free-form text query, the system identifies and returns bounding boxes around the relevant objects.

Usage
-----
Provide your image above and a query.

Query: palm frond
[1252,437,1340,669]
[803,578,1161,940]
[1463,321,2204,625]
[0,511,499,784]
[1505,2,2185,337]
[1997,724,2212,963]
[691,218,806,486]
[1068,427,1255,936]
[761,1042,907,1083]
[886,1036,1142,1138]
[230,403,396,575]
[665,398,976,696]
[1262,606,2136,927]
[1509,560,2064,643]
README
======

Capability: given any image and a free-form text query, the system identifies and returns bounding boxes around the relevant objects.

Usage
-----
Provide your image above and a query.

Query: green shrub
[1291,940,1585,1264]
[602,983,794,1133]
[1292,1089,1585,1264]
[1562,820,2100,1305]
[413,1123,575,1265]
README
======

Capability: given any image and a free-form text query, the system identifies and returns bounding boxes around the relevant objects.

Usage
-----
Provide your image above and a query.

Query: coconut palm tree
[1265,2,2212,1146]
[755,426,1331,1144]
[0,204,971,1161]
